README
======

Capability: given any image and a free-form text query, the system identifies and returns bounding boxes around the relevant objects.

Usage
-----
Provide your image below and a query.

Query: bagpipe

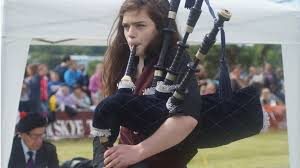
[92,0,268,153]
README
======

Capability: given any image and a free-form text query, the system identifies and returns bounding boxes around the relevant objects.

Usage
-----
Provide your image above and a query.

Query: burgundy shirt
[119,57,155,147]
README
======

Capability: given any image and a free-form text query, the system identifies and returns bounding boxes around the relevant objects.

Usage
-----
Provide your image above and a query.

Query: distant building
[70,55,104,67]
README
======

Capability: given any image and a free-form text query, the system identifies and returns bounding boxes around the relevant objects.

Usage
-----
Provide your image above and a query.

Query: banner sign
[46,112,93,140]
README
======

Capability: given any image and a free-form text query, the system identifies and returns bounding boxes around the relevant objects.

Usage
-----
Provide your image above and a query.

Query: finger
[112,159,126,168]
[111,155,129,168]
[113,161,124,168]
[104,151,119,166]
[104,147,117,158]
[104,156,120,168]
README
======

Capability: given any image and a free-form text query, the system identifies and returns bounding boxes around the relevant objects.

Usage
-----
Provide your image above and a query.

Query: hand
[104,144,143,168]
[231,74,237,80]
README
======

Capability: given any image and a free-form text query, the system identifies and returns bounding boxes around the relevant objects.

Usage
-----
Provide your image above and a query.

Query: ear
[19,132,26,139]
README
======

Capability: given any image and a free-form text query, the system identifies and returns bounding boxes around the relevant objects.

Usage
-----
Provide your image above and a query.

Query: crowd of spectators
[197,62,286,130]
[18,55,286,130]
[18,55,104,118]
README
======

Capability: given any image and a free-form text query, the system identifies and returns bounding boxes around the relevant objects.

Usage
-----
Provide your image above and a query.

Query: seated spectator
[260,88,286,129]
[54,55,71,83]
[77,64,90,95]
[247,66,257,81]
[69,85,91,111]
[230,64,246,91]
[64,60,81,88]
[89,63,104,106]
[263,63,279,93]
[195,64,208,82]
[275,67,285,103]
[260,88,282,106]
[249,67,264,89]
[48,70,64,97]
[55,84,74,110]
[9,112,59,168]
[201,80,217,95]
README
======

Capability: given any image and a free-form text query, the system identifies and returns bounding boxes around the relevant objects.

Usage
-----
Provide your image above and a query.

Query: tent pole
[282,44,300,168]
[0,0,5,166]
[1,37,31,168]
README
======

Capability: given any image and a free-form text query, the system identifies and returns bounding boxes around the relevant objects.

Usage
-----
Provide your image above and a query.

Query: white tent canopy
[1,0,300,167]
[3,0,300,44]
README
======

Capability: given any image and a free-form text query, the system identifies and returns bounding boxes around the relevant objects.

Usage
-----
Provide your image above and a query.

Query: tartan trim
[117,80,135,90]
[90,127,111,138]
[166,97,175,111]
[143,87,155,95]
[155,81,177,93]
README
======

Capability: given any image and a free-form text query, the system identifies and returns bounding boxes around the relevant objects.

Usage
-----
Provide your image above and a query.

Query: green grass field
[51,130,289,168]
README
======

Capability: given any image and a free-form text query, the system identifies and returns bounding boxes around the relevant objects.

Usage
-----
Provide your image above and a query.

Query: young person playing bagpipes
[92,0,268,168]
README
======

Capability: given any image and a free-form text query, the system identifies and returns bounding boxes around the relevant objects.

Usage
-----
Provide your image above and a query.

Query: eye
[122,24,129,31]
[137,24,146,28]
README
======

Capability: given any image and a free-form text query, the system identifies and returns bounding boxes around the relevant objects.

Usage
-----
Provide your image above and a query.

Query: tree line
[28,44,283,78]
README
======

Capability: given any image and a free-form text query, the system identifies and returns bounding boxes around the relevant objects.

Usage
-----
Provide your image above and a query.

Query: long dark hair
[103,0,180,96]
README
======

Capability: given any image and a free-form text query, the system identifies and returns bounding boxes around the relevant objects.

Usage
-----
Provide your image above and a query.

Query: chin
[135,46,145,57]
[32,144,42,151]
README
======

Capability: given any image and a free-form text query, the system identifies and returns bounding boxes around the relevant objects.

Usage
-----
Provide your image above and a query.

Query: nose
[126,26,138,46]
[127,26,136,38]
[32,137,43,147]
[36,137,43,143]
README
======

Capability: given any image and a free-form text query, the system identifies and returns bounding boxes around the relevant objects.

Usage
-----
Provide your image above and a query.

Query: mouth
[128,43,141,48]
[128,43,144,56]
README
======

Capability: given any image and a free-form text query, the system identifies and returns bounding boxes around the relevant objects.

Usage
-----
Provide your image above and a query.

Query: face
[74,88,83,97]
[122,9,158,57]
[61,86,69,96]
[96,64,103,74]
[66,60,71,66]
[50,71,60,82]
[26,67,33,76]
[233,67,241,75]
[78,64,85,71]
[20,127,45,151]
[39,66,48,76]
[205,83,216,95]
[249,66,256,74]
[195,64,207,79]
[264,63,272,72]
[70,61,77,70]
[256,68,262,74]
[262,88,271,100]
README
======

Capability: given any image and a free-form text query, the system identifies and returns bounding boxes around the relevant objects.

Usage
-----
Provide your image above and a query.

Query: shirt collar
[21,138,37,162]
